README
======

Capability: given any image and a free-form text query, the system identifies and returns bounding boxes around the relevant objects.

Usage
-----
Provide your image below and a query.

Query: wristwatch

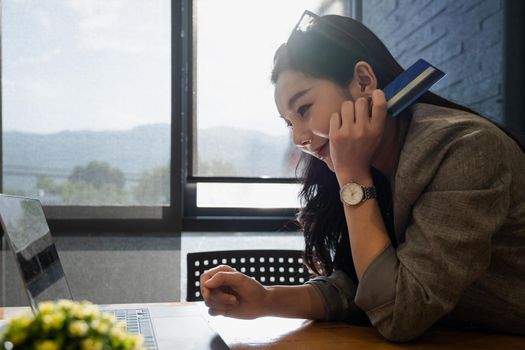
[339,182,377,206]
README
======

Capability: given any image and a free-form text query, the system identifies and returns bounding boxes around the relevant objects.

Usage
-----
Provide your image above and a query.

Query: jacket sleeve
[354,130,511,342]
[306,270,366,322]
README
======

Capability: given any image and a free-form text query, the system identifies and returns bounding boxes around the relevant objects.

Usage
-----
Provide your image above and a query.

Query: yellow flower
[14,314,32,328]
[123,337,134,349]
[69,320,89,337]
[4,314,32,344]
[42,312,66,331]
[130,334,144,350]
[42,314,54,331]
[10,331,27,345]
[57,299,75,310]
[2,300,144,350]
[81,338,103,350]
[121,334,144,349]
[91,319,100,329]
[51,312,66,329]
[84,305,99,318]
[70,304,83,318]
[101,313,116,324]
[71,303,99,319]
[38,302,55,314]
[96,322,110,334]
[35,340,59,350]
[110,327,126,342]
[91,319,111,334]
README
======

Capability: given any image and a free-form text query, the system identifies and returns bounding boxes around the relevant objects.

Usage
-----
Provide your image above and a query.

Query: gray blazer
[307,103,525,342]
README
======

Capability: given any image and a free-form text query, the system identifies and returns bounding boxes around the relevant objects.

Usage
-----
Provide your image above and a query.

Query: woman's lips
[314,142,329,159]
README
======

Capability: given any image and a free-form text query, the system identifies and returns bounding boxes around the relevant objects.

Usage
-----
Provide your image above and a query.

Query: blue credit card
[383,58,445,117]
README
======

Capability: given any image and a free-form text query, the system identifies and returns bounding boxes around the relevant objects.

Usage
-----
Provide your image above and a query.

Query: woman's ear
[348,61,377,98]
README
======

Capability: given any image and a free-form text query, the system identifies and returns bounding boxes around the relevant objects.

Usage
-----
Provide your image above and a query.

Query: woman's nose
[299,139,312,147]
[293,128,313,148]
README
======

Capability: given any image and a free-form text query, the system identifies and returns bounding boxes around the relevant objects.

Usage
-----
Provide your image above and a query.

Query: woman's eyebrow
[287,88,311,110]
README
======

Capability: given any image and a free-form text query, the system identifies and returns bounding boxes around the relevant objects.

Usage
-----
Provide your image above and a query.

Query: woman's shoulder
[403,103,517,155]
[396,103,523,191]
[408,103,501,139]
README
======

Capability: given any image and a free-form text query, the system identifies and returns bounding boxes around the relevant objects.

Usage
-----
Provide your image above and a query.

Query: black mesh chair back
[186,249,310,302]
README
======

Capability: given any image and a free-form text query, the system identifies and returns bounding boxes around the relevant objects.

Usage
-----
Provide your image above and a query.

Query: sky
[2,0,345,136]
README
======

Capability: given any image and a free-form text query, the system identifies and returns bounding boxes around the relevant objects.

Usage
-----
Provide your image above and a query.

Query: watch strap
[362,185,377,201]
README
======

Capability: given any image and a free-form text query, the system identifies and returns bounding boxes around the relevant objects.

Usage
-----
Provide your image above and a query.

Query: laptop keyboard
[104,308,159,350]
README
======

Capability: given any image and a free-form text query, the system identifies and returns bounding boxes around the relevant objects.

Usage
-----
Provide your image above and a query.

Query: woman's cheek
[309,115,330,138]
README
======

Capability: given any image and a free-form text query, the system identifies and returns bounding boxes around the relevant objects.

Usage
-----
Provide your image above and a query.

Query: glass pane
[2,0,171,206]
[194,0,348,178]
[197,183,301,208]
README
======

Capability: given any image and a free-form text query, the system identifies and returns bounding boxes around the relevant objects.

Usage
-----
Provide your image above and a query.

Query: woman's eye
[284,119,293,128]
[297,104,312,117]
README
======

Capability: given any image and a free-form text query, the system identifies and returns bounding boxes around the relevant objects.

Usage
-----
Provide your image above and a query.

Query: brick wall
[362,0,504,122]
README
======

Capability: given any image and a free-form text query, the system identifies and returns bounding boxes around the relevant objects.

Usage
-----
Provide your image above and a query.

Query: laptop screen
[0,194,72,311]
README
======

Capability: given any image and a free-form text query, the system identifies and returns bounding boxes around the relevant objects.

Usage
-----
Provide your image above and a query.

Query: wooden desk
[1,303,524,350]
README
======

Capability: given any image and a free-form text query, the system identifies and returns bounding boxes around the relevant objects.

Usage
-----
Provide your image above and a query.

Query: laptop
[0,194,229,350]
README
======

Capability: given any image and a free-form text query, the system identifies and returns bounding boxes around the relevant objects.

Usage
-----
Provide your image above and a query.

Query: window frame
[3,0,523,234]
[183,0,357,231]
[0,0,360,234]
[503,0,525,146]
[0,1,186,234]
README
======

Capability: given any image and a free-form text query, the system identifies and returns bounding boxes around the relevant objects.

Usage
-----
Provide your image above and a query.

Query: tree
[133,165,169,205]
[60,181,129,205]
[2,188,25,196]
[197,159,237,176]
[59,161,129,205]
[35,176,60,195]
[68,161,125,189]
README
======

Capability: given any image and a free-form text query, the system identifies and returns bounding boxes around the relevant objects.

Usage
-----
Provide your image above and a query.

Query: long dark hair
[270,14,496,278]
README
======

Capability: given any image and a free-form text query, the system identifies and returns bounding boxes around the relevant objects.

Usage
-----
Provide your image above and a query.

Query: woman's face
[274,70,349,172]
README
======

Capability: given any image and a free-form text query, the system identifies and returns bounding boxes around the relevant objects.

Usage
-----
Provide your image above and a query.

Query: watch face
[341,183,364,205]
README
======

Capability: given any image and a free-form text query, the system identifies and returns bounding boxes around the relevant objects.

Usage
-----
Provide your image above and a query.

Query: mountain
[2,124,296,194]
[198,126,296,177]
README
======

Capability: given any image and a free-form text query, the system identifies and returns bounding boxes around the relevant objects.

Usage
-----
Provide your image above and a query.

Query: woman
[200,11,525,342]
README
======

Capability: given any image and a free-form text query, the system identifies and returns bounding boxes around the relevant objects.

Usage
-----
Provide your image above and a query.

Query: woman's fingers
[201,269,268,320]
[208,305,235,317]
[202,270,245,310]
[204,287,238,309]
[370,89,387,132]
[354,97,371,125]
[339,92,386,134]
[201,264,236,280]
[202,271,257,318]
[205,271,244,288]
[329,92,388,178]
[329,111,342,136]
[340,100,355,126]
[200,265,236,300]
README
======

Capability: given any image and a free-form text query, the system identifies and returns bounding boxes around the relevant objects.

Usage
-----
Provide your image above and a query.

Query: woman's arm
[329,92,513,341]
[338,176,391,279]
[329,90,392,279]
[266,284,327,319]
[352,128,511,342]
[200,265,326,320]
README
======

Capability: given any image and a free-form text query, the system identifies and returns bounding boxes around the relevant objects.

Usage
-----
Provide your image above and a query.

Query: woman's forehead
[276,70,312,91]
[274,71,313,110]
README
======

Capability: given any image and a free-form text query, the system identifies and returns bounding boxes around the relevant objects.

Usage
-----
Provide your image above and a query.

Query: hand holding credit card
[383,58,445,117]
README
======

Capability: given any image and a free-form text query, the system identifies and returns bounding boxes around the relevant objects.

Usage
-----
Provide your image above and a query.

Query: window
[1,0,354,232]
[2,1,171,208]
[190,0,350,215]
